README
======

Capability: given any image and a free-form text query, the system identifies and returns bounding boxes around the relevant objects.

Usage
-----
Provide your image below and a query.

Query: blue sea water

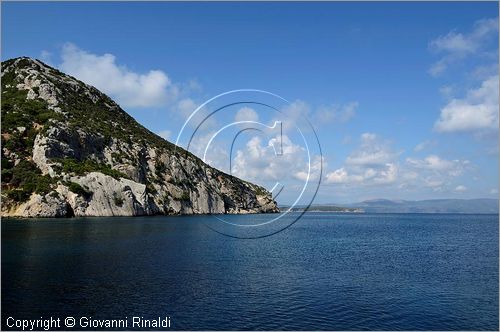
[2,213,498,330]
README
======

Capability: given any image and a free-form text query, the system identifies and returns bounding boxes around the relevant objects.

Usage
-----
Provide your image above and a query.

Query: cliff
[1,57,279,217]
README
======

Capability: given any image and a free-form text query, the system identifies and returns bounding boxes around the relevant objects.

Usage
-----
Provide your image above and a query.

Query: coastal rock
[7,192,69,218]
[1,57,279,218]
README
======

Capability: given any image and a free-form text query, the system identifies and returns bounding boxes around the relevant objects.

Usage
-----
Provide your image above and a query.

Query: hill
[1,57,278,217]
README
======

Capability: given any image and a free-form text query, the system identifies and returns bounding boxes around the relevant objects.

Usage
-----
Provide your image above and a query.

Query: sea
[2,213,498,330]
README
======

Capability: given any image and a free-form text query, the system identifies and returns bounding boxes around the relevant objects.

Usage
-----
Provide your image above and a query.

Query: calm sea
[2,213,498,330]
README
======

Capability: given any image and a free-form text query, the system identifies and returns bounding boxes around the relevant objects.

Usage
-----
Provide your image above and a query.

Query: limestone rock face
[1,57,279,218]
[7,193,69,218]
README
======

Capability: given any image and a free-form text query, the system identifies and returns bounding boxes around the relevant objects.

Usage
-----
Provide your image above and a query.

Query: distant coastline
[281,198,499,214]
[283,206,364,213]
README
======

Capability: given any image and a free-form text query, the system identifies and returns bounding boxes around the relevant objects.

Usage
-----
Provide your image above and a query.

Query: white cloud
[174,97,218,131]
[325,133,400,186]
[439,85,455,99]
[431,30,476,54]
[424,178,444,189]
[326,163,397,185]
[232,135,309,182]
[472,63,500,80]
[429,17,498,76]
[314,102,358,124]
[454,185,467,193]
[490,188,498,195]
[274,99,358,133]
[228,134,322,189]
[188,130,228,166]
[374,163,398,184]
[360,132,376,140]
[403,155,471,192]
[275,100,311,133]
[326,168,353,184]
[188,130,322,194]
[176,98,197,115]
[407,155,458,171]
[429,60,448,77]
[413,140,433,152]
[40,50,53,66]
[345,133,400,167]
[234,107,259,123]
[182,102,325,195]
[158,130,171,140]
[294,155,324,182]
[325,133,473,194]
[434,75,499,133]
[59,43,179,108]
[406,155,469,177]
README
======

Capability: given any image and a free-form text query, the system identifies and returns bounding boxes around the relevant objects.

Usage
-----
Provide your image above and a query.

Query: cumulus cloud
[434,75,499,133]
[231,134,314,182]
[454,185,467,193]
[181,101,325,196]
[325,133,472,194]
[429,17,498,76]
[404,155,471,191]
[326,133,400,186]
[59,43,179,108]
[187,129,320,190]
[294,155,324,182]
[345,133,400,167]
[234,107,259,123]
[406,155,469,175]
[326,163,397,185]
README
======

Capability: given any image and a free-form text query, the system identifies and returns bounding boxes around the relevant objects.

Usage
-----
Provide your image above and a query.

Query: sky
[2,2,499,204]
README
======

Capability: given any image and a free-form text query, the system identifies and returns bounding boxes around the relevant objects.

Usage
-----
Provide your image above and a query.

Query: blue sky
[2,2,498,204]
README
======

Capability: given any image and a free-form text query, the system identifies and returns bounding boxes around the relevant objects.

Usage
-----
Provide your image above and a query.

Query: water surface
[2,213,498,330]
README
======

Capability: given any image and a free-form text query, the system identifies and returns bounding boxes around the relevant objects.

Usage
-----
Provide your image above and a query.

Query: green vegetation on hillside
[52,158,128,180]
[180,191,190,201]
[1,86,63,159]
[2,160,55,202]
[113,192,124,206]
[1,58,207,191]
[67,181,92,199]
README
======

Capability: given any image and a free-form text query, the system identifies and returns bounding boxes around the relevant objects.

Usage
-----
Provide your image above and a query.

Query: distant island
[283,205,363,213]
[1,57,279,218]
[284,198,498,214]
